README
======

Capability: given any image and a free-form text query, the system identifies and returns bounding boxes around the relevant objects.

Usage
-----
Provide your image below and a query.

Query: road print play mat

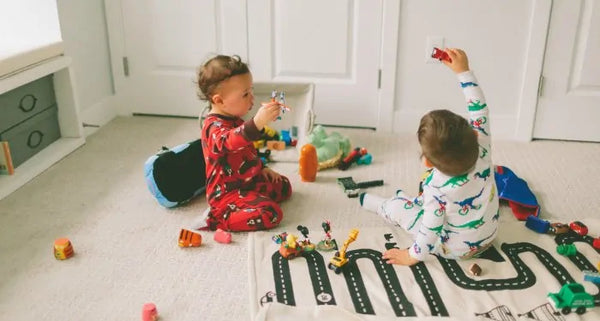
[249,220,600,320]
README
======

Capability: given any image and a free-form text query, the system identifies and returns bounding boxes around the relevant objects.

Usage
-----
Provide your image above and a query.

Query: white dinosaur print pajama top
[363,70,499,261]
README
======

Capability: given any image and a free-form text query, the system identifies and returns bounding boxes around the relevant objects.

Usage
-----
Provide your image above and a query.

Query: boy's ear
[423,157,434,168]
[211,94,223,105]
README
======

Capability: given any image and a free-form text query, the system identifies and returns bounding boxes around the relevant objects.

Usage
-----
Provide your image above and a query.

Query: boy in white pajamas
[360,48,499,266]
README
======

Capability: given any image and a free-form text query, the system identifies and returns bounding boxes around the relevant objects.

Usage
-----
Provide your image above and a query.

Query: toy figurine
[328,228,359,274]
[297,225,316,251]
[317,220,337,251]
[269,90,291,120]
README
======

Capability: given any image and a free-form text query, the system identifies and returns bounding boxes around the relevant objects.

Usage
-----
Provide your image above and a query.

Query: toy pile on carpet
[249,219,600,320]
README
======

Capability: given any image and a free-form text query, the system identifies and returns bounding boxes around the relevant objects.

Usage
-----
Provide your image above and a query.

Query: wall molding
[79,95,118,137]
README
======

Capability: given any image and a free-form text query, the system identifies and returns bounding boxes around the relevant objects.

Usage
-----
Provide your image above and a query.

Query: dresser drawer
[0,75,56,132]
[0,106,61,167]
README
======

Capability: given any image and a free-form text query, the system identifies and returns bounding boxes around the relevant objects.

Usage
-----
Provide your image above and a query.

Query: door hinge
[123,57,130,77]
[377,69,382,89]
[537,75,544,97]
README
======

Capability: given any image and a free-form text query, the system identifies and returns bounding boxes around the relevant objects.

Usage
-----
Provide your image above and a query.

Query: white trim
[377,0,400,133]
[103,0,129,115]
[514,0,552,141]
[80,95,118,137]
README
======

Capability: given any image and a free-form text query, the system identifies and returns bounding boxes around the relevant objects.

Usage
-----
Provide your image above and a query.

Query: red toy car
[569,221,588,236]
[592,238,600,250]
[431,47,451,62]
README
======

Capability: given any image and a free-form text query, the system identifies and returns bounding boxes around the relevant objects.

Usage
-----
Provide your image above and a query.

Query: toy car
[329,229,359,274]
[431,47,451,62]
[583,270,600,284]
[525,215,550,233]
[569,221,588,236]
[593,238,600,250]
[549,222,570,235]
[548,283,594,315]
[557,244,577,256]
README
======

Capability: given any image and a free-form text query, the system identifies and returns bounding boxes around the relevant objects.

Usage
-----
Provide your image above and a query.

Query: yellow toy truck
[328,228,359,274]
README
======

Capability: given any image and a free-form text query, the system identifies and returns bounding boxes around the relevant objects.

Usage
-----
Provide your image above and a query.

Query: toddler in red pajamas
[196,55,292,231]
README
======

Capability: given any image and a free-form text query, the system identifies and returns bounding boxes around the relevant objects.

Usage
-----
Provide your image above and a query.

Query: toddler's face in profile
[216,73,254,118]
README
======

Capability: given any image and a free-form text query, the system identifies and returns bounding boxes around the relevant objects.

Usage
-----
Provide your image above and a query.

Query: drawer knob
[19,94,38,112]
[27,130,44,148]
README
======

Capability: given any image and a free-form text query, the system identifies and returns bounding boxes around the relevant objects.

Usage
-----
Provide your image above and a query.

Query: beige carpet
[0,116,599,321]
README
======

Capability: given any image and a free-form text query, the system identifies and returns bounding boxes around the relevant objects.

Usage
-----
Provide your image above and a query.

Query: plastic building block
[142,303,158,321]
[214,229,232,244]
[569,221,588,236]
[53,238,74,260]
[280,130,292,146]
[525,215,550,233]
[178,229,202,247]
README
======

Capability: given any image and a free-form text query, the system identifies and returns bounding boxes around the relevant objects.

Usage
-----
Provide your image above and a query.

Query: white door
[118,0,247,116]
[533,0,600,142]
[247,0,383,129]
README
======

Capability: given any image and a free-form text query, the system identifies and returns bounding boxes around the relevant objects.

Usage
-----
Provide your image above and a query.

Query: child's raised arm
[443,48,491,161]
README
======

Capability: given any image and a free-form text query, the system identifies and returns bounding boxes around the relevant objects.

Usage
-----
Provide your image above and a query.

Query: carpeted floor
[0,116,599,321]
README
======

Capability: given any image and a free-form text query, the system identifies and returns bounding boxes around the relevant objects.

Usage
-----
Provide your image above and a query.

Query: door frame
[514,0,552,141]
[103,0,550,138]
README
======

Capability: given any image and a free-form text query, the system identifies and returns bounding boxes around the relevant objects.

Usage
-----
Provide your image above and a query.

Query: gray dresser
[0,75,61,167]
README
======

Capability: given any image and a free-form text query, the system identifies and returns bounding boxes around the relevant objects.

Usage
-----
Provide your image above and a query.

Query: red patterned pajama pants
[206,175,292,232]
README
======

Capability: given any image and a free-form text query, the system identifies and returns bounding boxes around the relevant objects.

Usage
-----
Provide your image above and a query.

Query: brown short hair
[196,55,250,102]
[417,109,478,176]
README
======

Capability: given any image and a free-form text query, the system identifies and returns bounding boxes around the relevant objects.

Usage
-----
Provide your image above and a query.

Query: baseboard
[393,110,518,140]
[79,95,118,137]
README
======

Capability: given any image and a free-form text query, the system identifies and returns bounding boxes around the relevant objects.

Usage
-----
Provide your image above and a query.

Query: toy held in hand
[431,47,452,63]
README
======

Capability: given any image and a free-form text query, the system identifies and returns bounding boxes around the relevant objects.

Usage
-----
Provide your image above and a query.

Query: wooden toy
[469,263,482,276]
[178,229,202,247]
[53,238,74,260]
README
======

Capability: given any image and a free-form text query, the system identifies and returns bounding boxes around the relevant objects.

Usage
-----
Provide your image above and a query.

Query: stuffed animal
[306,125,351,170]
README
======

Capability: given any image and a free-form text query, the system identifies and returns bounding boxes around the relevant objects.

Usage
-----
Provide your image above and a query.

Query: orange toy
[53,238,74,260]
[299,144,318,182]
[178,229,202,247]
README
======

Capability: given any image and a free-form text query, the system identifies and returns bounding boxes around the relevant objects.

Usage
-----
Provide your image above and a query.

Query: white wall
[56,0,116,135]
[0,1,62,59]
[393,0,534,139]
